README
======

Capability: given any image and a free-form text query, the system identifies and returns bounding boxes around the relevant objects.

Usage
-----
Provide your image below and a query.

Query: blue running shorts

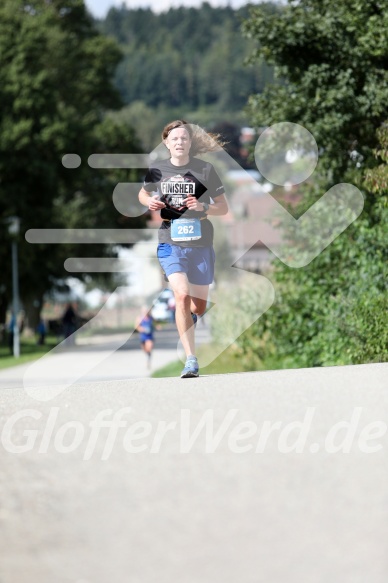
[157,243,215,285]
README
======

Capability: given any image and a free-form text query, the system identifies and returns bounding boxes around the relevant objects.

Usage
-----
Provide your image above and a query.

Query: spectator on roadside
[62,303,78,345]
[8,314,16,354]
[36,319,46,345]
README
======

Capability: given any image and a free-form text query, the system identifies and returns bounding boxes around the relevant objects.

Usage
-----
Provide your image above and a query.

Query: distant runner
[135,307,154,369]
[138,120,228,378]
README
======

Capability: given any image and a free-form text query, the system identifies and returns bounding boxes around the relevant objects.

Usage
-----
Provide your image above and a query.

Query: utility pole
[8,217,20,358]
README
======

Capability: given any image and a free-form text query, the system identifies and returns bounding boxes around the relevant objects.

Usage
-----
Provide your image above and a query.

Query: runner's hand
[148,195,166,211]
[185,195,205,211]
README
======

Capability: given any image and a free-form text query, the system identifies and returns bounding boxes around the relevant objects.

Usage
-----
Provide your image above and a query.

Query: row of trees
[98,3,275,112]
[1,0,385,366]
[0,0,145,331]
[1,0,275,335]
[226,0,387,365]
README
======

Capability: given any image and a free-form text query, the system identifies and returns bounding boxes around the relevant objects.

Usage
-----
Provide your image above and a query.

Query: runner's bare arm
[138,187,166,211]
[185,193,228,216]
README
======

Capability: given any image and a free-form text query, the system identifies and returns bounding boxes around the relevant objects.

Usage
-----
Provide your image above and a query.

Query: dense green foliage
[230,0,388,367]
[94,3,278,160]
[2,0,385,371]
[98,3,274,112]
[0,0,144,329]
[244,0,388,180]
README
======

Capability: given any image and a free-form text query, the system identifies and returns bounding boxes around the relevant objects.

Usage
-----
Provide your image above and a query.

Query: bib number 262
[171,218,202,242]
[178,225,194,235]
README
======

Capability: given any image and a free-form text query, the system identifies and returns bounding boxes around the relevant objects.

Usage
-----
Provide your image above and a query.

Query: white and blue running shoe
[181,355,199,378]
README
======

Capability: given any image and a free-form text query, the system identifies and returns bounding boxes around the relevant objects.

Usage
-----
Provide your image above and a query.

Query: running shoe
[181,355,199,378]
[191,312,198,326]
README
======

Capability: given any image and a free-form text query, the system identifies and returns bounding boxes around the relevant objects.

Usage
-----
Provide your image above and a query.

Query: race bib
[171,218,202,242]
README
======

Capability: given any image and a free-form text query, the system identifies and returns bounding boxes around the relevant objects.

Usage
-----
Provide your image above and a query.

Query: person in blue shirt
[135,307,155,369]
[36,318,46,345]
[8,313,17,354]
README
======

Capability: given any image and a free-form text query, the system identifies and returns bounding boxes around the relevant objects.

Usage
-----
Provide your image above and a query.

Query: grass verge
[0,336,59,370]
[152,344,259,378]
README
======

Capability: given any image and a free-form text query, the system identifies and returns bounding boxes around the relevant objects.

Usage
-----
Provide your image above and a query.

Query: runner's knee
[174,289,191,308]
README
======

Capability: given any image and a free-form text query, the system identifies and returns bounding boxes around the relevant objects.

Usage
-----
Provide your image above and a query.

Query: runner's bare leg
[189,282,209,316]
[168,273,209,357]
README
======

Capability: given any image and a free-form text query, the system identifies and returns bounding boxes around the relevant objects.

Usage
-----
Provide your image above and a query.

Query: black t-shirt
[143,157,225,247]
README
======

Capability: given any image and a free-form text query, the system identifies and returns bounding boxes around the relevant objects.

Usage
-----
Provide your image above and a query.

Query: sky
[84,0,268,19]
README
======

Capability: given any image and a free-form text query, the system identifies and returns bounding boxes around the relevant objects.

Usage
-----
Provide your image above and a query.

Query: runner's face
[165,128,191,161]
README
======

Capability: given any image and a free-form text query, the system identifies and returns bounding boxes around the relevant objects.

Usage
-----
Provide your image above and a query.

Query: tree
[0,0,144,331]
[237,0,388,367]
[244,0,388,180]
[98,3,272,113]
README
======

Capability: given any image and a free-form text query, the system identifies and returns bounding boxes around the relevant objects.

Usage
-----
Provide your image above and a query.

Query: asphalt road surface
[0,362,387,583]
[0,322,210,390]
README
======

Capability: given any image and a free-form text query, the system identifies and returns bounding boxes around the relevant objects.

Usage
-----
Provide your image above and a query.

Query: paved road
[0,362,387,583]
[0,322,210,390]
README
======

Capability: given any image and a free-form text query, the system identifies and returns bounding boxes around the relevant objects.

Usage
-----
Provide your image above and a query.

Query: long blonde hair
[162,119,227,156]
